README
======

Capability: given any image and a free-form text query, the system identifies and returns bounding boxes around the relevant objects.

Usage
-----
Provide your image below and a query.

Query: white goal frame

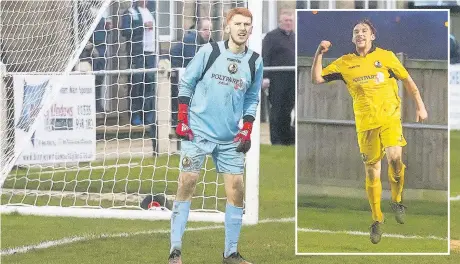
[0,0,262,225]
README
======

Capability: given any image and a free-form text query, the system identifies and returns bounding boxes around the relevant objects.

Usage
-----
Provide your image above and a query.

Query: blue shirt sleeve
[243,59,263,118]
[178,43,211,98]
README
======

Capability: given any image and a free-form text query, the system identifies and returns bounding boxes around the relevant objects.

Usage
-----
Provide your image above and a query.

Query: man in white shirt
[121,0,158,153]
[137,4,155,54]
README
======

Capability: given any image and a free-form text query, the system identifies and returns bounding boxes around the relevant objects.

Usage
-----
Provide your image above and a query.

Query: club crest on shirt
[182,157,192,168]
[228,62,238,74]
[374,60,382,68]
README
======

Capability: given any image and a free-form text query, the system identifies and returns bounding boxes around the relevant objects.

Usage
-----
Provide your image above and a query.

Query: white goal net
[0,0,261,224]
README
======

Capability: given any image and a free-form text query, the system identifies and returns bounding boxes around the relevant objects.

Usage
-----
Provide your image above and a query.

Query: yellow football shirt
[321,46,409,132]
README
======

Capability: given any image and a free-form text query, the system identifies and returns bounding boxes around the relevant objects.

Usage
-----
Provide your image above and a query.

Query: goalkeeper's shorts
[357,119,407,165]
[179,135,244,174]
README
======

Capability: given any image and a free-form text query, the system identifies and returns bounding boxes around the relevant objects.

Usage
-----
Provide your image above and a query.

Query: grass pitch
[297,196,448,253]
[1,143,460,263]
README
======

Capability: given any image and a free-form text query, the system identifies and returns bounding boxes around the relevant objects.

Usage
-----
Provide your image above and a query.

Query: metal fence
[297,56,448,195]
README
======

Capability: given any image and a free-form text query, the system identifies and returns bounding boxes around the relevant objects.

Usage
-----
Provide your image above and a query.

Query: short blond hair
[280,9,294,17]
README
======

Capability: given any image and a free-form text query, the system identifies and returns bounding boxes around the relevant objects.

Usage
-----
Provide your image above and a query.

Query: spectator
[76,5,111,113]
[170,18,213,68]
[90,16,112,113]
[76,42,99,72]
[168,18,213,130]
[262,10,295,145]
[451,34,460,64]
[121,0,158,152]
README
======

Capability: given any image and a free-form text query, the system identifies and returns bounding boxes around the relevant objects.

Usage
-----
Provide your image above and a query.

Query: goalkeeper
[168,7,263,264]
[311,19,428,244]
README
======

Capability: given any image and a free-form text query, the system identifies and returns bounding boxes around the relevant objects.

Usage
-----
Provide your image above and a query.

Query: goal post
[0,61,7,179]
[451,64,460,131]
[0,0,262,225]
[244,0,262,225]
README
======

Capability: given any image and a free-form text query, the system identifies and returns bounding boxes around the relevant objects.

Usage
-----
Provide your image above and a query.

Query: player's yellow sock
[388,163,406,203]
[366,176,383,222]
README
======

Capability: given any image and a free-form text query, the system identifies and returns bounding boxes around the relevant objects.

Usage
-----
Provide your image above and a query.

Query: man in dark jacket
[121,0,157,123]
[170,18,213,68]
[121,0,158,152]
[262,10,295,145]
[91,16,112,113]
[168,18,213,129]
[451,34,460,64]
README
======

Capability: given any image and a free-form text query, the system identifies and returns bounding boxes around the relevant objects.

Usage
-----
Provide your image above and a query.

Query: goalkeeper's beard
[229,34,248,47]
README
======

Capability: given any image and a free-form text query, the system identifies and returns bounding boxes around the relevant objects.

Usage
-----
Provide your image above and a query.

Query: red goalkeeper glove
[233,120,253,154]
[175,103,194,140]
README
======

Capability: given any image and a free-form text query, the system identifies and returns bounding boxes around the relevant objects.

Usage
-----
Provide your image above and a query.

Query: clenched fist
[317,40,332,55]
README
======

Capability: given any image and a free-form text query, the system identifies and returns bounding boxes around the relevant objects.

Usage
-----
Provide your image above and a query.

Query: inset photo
[296,10,449,254]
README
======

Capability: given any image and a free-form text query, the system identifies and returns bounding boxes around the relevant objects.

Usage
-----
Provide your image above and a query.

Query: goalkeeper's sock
[388,163,406,203]
[170,200,191,253]
[224,203,243,258]
[366,176,384,222]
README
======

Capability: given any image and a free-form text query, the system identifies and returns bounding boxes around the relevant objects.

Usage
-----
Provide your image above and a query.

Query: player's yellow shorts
[357,119,407,165]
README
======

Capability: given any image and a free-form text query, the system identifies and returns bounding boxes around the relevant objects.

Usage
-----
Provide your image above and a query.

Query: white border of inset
[294,6,300,258]
[448,6,452,257]
[294,8,451,256]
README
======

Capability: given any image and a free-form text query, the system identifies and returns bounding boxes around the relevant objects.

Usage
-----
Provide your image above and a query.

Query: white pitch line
[12,163,139,175]
[260,217,295,223]
[297,228,447,241]
[450,195,460,201]
[0,217,294,256]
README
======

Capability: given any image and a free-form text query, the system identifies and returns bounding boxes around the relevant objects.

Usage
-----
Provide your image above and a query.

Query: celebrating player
[311,19,428,244]
[168,7,263,264]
